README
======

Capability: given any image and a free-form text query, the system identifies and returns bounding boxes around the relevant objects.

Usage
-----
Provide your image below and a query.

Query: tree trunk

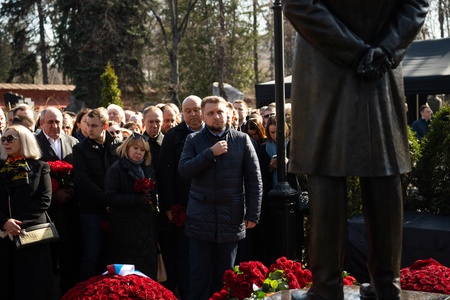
[37,0,49,84]
[217,0,227,99]
[253,0,259,83]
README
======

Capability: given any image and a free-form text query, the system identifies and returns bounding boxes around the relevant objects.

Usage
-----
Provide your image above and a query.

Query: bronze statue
[283,0,429,299]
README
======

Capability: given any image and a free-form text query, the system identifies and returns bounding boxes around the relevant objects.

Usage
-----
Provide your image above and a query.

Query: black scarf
[121,157,145,180]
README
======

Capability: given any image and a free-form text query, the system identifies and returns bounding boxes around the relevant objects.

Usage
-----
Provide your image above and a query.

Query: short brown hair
[201,96,227,110]
[87,108,109,125]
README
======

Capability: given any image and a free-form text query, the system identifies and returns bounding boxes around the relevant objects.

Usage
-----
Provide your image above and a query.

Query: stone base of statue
[265,286,450,300]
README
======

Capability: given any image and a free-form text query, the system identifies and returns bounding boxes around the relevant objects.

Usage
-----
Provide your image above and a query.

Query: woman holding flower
[105,132,158,279]
[0,125,54,299]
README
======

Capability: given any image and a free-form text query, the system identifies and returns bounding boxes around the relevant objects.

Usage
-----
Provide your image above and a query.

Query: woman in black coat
[0,125,54,300]
[105,132,158,279]
[255,116,301,264]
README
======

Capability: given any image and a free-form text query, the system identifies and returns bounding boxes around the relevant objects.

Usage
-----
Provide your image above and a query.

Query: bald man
[156,95,204,299]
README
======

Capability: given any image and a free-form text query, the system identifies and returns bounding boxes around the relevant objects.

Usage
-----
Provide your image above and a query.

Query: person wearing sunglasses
[262,107,276,127]
[0,125,54,299]
[107,122,124,141]
[72,108,122,281]
[62,112,74,136]
[104,130,158,280]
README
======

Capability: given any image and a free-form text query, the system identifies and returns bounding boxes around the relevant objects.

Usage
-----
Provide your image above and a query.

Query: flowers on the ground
[47,160,73,193]
[211,260,268,300]
[61,274,177,299]
[134,177,157,212]
[170,204,186,227]
[210,257,358,300]
[342,271,357,286]
[401,258,450,294]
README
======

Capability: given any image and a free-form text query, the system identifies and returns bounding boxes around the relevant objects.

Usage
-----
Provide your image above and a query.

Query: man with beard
[157,95,203,299]
[179,96,262,300]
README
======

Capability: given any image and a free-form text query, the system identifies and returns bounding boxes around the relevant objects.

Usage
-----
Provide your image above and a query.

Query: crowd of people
[0,98,296,300]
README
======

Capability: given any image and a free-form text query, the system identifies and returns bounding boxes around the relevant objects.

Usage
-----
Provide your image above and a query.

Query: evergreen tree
[413,106,450,214]
[100,62,123,108]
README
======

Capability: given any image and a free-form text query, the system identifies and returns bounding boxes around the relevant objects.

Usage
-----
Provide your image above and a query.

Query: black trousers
[306,175,402,300]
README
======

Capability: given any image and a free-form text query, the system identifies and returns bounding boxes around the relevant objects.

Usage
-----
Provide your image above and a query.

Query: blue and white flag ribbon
[103,264,148,278]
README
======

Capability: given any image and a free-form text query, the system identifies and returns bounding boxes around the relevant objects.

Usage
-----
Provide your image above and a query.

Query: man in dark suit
[36,106,80,295]
[157,95,203,299]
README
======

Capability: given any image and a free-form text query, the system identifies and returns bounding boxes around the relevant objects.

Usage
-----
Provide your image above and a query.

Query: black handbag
[8,195,59,249]
[14,219,59,249]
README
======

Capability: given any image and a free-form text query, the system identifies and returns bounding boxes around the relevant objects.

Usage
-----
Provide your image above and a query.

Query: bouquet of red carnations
[47,160,73,193]
[134,177,158,212]
[210,257,358,300]
[170,204,186,227]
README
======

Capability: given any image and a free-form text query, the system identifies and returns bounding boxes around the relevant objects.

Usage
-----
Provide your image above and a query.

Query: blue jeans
[79,213,110,281]
[188,239,238,300]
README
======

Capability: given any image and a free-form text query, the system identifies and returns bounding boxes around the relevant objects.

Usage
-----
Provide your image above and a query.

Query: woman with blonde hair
[0,125,54,299]
[104,132,158,278]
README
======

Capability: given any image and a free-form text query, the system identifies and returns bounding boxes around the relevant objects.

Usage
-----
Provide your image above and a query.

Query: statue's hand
[356,47,392,79]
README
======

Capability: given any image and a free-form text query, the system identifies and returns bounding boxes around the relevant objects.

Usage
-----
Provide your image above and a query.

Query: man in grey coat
[283,0,429,299]
[179,96,262,300]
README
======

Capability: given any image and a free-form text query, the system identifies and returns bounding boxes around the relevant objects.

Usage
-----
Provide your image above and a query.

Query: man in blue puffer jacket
[179,96,262,300]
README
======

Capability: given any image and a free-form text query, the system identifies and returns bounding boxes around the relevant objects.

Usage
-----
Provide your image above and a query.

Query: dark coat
[143,131,164,167]
[35,130,80,241]
[104,157,158,279]
[178,126,262,243]
[35,131,78,164]
[73,132,121,213]
[0,159,54,300]
[411,118,430,141]
[156,121,193,211]
[283,0,428,177]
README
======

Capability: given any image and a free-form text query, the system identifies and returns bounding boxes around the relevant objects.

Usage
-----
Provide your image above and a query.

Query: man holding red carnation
[36,106,81,295]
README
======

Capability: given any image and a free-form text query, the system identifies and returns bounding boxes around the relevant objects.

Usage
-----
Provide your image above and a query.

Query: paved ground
[266,286,450,300]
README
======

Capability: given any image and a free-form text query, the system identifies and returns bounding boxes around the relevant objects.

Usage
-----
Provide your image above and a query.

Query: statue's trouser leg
[361,175,403,300]
[305,175,347,300]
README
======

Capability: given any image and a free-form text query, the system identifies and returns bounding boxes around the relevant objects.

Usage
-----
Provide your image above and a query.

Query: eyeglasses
[1,135,19,143]
[131,131,149,141]
[264,113,275,119]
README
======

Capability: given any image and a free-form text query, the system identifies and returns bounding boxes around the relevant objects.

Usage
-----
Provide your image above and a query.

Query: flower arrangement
[134,177,157,212]
[401,258,450,294]
[170,204,186,227]
[47,160,73,193]
[62,264,177,300]
[210,257,358,300]
[211,261,269,300]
